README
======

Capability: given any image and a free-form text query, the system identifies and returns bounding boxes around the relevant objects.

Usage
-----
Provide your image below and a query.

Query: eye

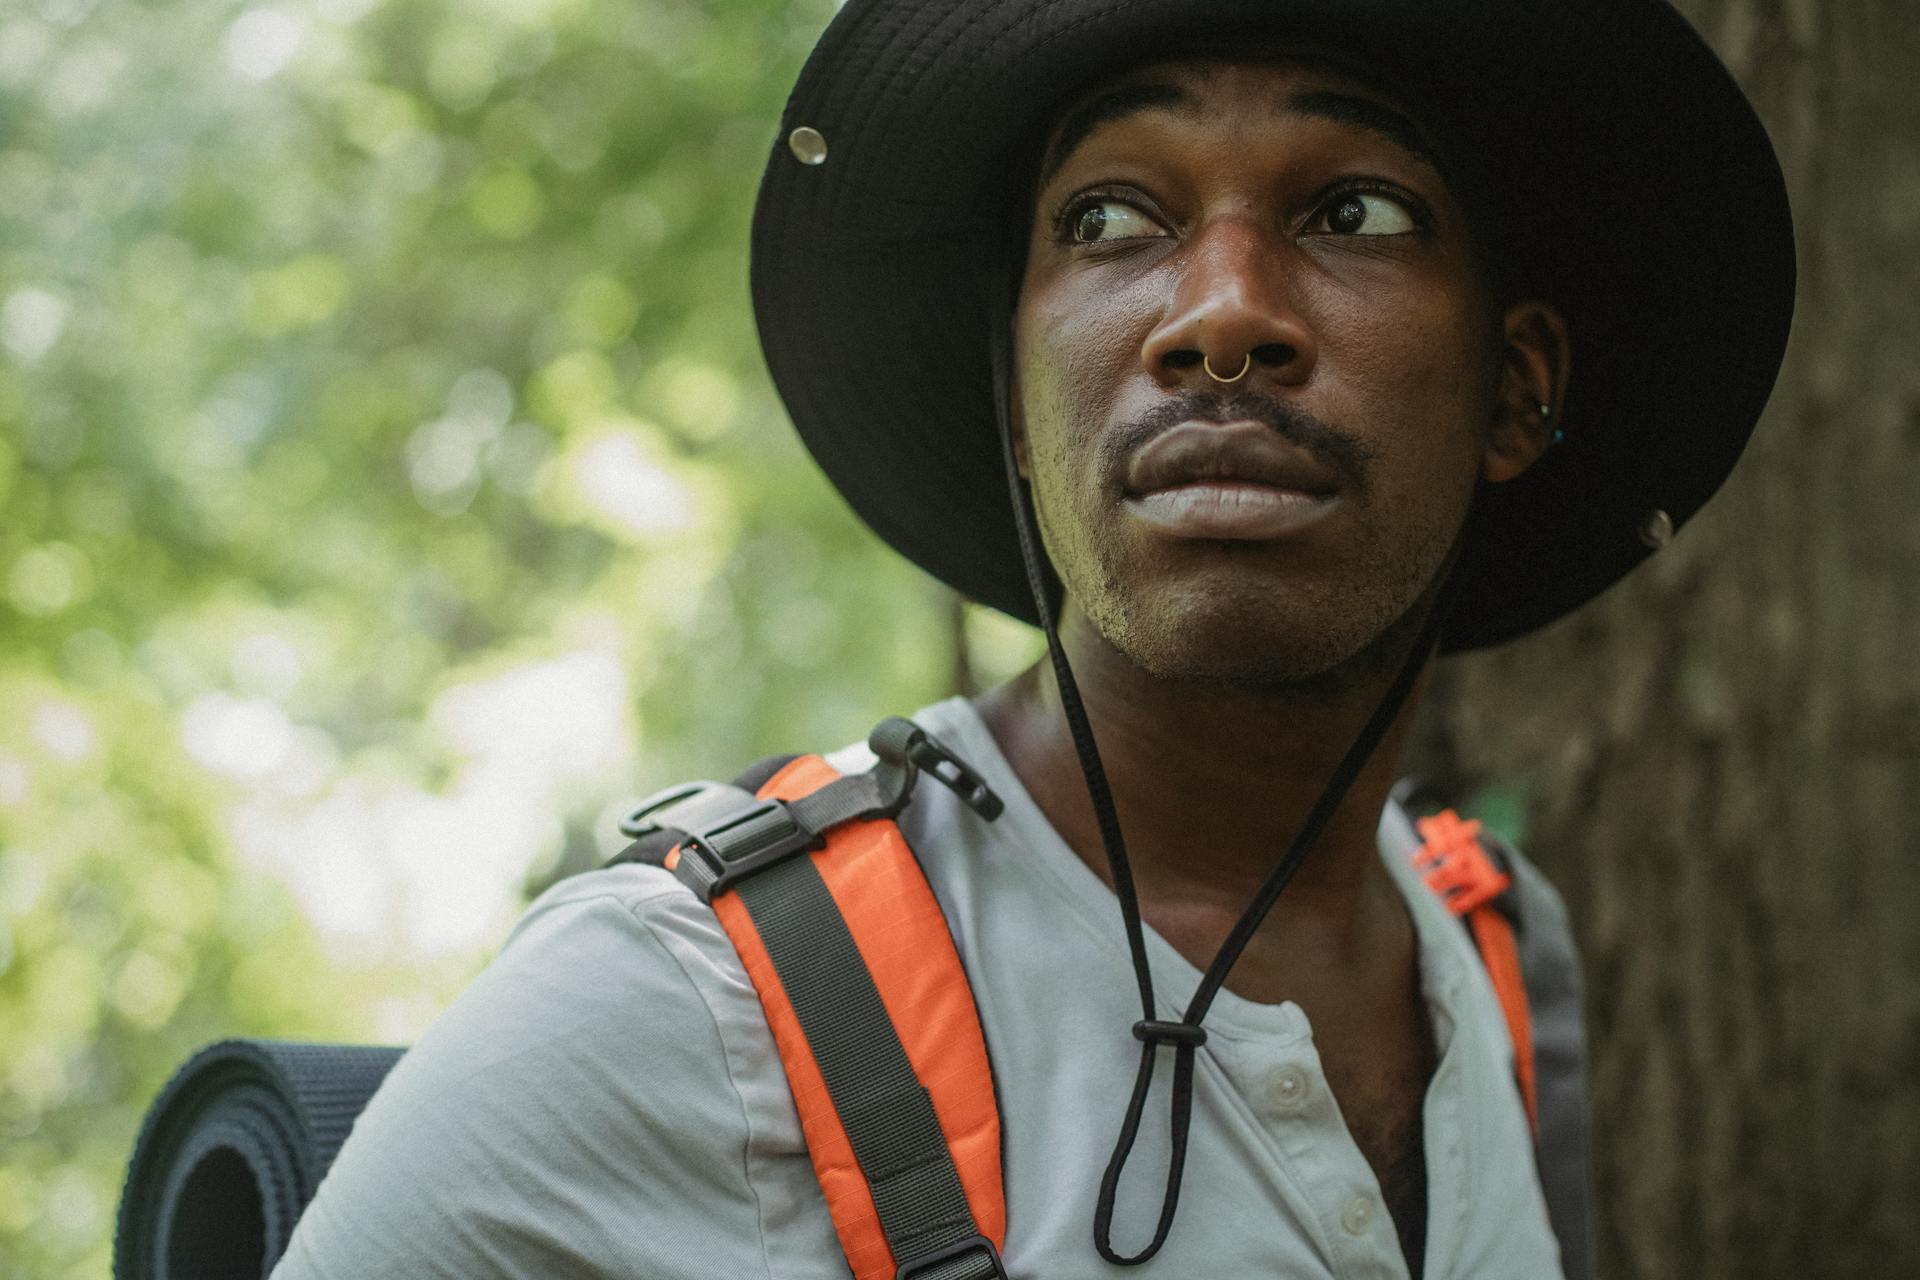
[1068,198,1168,244]
[1313,191,1417,236]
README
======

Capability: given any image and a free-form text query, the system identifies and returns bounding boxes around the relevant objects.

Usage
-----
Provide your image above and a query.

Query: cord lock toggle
[1133,1019,1207,1048]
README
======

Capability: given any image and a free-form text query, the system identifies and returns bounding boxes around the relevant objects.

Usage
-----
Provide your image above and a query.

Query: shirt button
[1267,1065,1311,1115]
[1341,1192,1374,1236]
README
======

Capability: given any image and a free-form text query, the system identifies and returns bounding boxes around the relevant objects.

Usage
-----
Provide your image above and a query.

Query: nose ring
[1203,352,1252,384]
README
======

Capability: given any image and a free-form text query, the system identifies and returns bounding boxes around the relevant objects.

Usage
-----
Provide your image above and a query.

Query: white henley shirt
[272,695,1564,1279]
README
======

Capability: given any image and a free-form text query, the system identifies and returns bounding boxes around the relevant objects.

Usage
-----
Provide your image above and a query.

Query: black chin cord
[987,282,1460,1264]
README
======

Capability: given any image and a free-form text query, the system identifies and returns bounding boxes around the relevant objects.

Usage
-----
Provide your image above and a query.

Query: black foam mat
[114,1039,403,1280]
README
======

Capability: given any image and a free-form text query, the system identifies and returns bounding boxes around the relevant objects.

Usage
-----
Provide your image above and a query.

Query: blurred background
[0,0,1913,1277]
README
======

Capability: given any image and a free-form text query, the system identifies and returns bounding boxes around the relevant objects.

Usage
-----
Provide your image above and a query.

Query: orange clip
[1412,810,1511,918]
[1411,809,1537,1131]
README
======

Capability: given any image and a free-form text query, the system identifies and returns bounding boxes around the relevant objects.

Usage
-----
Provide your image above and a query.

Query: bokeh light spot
[1,289,69,361]
[224,8,308,81]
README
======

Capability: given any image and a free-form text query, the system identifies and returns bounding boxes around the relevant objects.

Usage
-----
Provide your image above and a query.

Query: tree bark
[1410,2,1920,1274]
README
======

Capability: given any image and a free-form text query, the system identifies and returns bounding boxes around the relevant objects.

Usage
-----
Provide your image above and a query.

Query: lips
[1122,421,1342,540]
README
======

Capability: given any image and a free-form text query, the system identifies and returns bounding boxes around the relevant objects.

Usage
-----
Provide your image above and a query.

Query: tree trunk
[1411,2,1920,1274]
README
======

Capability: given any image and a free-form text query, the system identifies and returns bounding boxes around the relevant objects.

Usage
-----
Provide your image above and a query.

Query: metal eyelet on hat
[788,126,828,166]
[1638,508,1674,549]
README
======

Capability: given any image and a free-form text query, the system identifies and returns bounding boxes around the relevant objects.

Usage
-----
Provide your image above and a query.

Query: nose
[1140,219,1318,391]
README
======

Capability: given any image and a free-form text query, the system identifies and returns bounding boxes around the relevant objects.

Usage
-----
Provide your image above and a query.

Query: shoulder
[381,863,767,1114]
[273,864,815,1279]
[508,860,751,997]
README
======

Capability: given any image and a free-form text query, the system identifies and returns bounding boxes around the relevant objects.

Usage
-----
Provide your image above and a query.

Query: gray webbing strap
[909,1247,1007,1280]
[786,771,903,834]
[734,854,1001,1279]
[1489,834,1594,1280]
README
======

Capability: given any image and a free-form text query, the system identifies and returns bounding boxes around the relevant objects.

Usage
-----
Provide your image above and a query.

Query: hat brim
[751,0,1795,652]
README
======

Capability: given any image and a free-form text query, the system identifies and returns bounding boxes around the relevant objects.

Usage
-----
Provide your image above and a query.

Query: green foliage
[0,1,1041,1274]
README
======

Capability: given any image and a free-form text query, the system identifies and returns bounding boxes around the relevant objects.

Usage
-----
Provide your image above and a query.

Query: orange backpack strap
[613,718,1008,1280]
[1410,809,1539,1134]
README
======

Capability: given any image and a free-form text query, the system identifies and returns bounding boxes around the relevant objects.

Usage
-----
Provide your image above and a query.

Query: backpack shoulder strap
[1405,803,1594,1280]
[1479,828,1594,1280]
[610,720,1008,1280]
[1409,809,1538,1127]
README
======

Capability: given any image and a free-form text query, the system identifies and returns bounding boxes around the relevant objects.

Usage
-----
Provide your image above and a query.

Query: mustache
[1104,390,1377,493]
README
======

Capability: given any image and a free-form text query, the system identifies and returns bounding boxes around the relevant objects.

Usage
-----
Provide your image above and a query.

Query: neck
[974,605,1431,961]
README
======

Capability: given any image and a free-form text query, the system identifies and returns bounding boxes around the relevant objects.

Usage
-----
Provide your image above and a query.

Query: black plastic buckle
[870,718,1003,821]
[677,798,823,899]
[894,1234,1008,1280]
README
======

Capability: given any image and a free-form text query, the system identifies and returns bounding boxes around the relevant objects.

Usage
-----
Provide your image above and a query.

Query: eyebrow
[1285,89,1442,176]
[1036,81,1448,192]
[1039,81,1192,190]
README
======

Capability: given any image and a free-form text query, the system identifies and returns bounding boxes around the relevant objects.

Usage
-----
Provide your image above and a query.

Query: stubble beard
[1049,494,1460,697]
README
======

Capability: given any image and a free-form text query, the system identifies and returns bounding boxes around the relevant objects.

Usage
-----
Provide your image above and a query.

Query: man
[272,1,1793,1277]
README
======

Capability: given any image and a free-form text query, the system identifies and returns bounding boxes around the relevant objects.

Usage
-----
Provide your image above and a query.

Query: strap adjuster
[894,1234,1007,1280]
[1412,810,1513,917]
[619,780,742,840]
[618,782,826,902]
[615,715,1003,903]
[677,798,823,900]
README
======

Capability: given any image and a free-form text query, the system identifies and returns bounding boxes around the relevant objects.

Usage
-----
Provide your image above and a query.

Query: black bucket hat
[751,0,1795,652]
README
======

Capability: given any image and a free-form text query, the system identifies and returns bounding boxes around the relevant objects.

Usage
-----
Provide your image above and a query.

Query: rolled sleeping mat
[114,1039,405,1280]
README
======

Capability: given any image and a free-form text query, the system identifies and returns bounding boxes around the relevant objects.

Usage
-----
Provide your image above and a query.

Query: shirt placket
[1203,1017,1412,1280]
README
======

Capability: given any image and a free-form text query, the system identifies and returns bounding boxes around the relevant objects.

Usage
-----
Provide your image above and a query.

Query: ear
[1482,300,1572,485]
